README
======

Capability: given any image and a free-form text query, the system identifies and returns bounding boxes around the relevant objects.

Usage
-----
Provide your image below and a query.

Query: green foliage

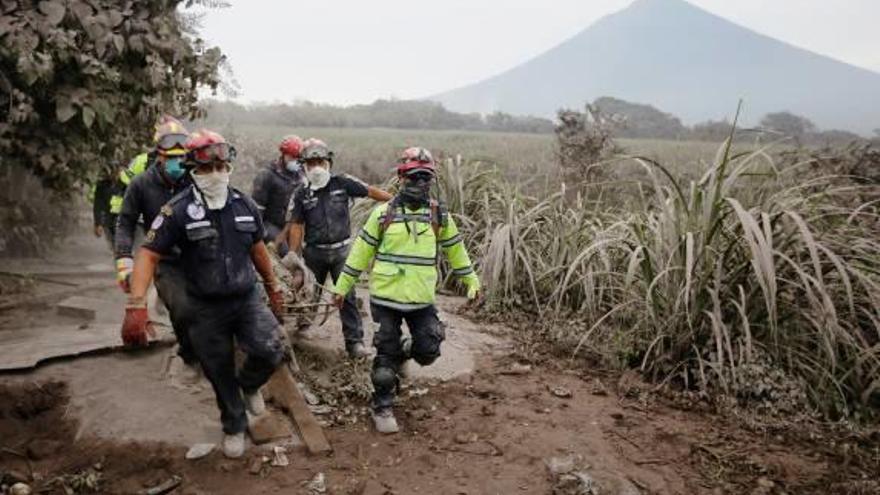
[0,0,224,193]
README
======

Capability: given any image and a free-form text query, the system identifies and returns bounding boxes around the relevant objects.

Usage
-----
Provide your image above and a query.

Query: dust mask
[306,166,331,190]
[285,160,301,173]
[191,166,232,209]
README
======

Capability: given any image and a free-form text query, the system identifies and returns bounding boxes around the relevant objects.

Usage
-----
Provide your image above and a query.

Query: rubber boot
[372,408,400,434]
[243,389,266,416]
[222,432,246,458]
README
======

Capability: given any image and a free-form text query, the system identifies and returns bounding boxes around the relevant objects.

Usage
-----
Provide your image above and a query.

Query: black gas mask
[400,170,434,207]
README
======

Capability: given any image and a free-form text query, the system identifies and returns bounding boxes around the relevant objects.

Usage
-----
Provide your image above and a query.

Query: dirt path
[1,233,875,494]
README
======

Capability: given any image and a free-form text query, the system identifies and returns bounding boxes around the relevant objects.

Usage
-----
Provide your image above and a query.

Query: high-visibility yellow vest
[333,201,480,310]
[109,153,149,214]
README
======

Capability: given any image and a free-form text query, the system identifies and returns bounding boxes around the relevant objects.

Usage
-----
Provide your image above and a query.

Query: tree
[592,96,687,139]
[0,0,224,193]
[555,104,622,195]
[759,111,816,137]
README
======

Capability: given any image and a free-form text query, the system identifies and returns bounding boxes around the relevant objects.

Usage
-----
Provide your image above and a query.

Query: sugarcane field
[1,1,880,494]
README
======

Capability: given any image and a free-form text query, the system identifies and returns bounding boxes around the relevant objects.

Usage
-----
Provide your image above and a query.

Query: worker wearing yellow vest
[331,147,481,433]
[109,152,150,216]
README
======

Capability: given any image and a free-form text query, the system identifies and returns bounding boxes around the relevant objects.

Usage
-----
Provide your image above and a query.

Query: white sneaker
[244,389,266,416]
[372,408,400,434]
[222,432,246,458]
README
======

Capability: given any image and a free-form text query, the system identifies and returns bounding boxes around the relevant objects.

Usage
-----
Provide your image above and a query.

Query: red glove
[266,284,285,323]
[121,298,155,347]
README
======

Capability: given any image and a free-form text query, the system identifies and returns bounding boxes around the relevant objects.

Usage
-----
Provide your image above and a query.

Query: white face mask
[285,160,301,173]
[191,167,232,209]
[306,166,331,190]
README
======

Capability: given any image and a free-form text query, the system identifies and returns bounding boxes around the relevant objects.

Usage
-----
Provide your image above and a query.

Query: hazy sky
[197,0,880,105]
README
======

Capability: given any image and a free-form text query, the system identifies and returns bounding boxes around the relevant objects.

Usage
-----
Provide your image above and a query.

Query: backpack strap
[376,197,444,245]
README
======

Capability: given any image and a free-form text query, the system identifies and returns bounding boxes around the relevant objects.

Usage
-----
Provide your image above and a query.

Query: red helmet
[396,147,436,176]
[278,135,303,158]
[185,129,236,165]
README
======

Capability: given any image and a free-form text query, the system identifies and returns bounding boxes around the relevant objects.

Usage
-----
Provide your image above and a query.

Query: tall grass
[443,140,879,418]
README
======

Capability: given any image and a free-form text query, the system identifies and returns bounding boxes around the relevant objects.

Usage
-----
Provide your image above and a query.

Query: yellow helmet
[153,115,189,157]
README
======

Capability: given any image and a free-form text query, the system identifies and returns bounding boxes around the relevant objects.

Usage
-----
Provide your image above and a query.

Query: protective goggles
[405,170,435,182]
[156,133,188,152]
[188,142,237,165]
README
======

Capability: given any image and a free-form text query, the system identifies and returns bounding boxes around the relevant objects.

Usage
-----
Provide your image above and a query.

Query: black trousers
[188,288,284,434]
[154,260,196,364]
[303,245,363,347]
[370,303,444,410]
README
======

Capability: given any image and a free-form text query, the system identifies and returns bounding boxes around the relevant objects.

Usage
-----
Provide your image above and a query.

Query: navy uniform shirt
[144,185,265,298]
[251,161,304,231]
[287,174,369,247]
[115,165,190,260]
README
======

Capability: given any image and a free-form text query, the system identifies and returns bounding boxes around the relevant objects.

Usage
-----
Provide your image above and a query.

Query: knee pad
[371,366,397,393]
[411,322,444,366]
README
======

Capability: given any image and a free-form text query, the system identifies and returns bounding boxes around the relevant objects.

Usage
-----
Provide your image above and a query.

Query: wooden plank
[248,412,293,445]
[265,366,332,454]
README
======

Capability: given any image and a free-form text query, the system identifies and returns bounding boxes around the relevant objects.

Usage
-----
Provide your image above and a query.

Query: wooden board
[248,412,293,445]
[0,323,174,371]
[265,366,332,454]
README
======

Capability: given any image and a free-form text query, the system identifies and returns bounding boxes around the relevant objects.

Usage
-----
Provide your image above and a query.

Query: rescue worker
[251,135,305,256]
[286,139,393,358]
[113,116,183,287]
[90,161,125,252]
[114,116,197,369]
[121,130,285,459]
[331,147,481,433]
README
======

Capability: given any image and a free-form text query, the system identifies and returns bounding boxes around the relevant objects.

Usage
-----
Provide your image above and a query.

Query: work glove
[121,297,155,347]
[332,293,345,310]
[116,257,134,293]
[464,280,483,309]
[265,282,285,323]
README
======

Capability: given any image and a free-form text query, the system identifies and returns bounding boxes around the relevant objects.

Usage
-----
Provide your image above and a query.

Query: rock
[248,456,264,475]
[500,363,532,375]
[550,387,573,399]
[185,443,215,460]
[553,471,597,495]
[302,472,327,494]
[545,454,581,476]
[26,439,62,460]
[454,432,479,444]
[271,446,289,467]
[9,483,32,495]
[410,408,431,420]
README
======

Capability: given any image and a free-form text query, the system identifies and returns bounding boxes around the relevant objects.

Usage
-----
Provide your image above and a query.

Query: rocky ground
[1,233,878,495]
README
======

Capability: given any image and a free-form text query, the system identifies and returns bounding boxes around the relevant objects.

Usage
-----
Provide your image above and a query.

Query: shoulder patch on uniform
[186,202,205,220]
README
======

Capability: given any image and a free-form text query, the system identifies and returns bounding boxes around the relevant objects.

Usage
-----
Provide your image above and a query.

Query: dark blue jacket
[287,174,369,246]
[143,186,265,299]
